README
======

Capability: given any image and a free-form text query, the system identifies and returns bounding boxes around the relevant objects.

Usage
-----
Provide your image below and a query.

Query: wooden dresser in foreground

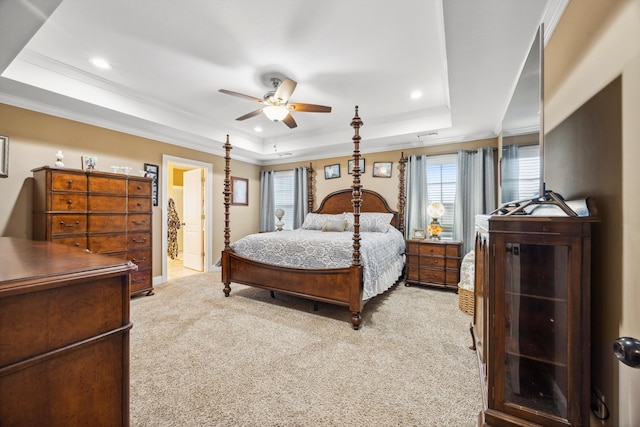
[0,237,136,426]
[32,166,153,296]
[405,239,462,290]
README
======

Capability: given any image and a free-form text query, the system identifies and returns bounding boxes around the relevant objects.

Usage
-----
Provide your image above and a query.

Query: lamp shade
[263,105,289,121]
[427,202,445,219]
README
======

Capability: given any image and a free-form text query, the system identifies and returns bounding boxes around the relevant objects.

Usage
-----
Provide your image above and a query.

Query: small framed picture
[231,176,248,205]
[82,155,98,171]
[373,161,392,178]
[0,135,8,178]
[324,164,340,179]
[412,228,427,239]
[348,158,365,174]
[144,163,159,206]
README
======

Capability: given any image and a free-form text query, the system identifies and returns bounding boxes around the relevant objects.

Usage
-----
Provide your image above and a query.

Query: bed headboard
[314,189,400,229]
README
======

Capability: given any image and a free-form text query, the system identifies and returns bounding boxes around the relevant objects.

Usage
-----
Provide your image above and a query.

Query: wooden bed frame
[221,107,406,329]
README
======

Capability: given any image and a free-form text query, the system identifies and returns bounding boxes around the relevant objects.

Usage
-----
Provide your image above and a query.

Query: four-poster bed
[221,107,407,329]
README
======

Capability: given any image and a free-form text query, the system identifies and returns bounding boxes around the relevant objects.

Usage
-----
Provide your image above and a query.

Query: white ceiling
[0,0,568,165]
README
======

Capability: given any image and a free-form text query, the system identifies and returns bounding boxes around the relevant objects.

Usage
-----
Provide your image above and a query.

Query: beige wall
[545,1,640,425]
[0,103,262,279]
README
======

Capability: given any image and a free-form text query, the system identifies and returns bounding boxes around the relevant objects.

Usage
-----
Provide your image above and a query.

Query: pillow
[322,217,348,232]
[301,213,344,230]
[344,212,394,233]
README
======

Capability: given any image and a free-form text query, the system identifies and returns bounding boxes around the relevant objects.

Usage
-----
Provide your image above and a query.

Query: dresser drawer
[88,233,127,253]
[51,171,87,192]
[419,267,445,284]
[128,179,151,197]
[128,249,151,270]
[421,256,445,268]
[128,198,151,212]
[128,214,151,231]
[445,269,460,285]
[128,232,150,249]
[88,195,127,212]
[131,270,152,294]
[445,257,460,269]
[419,243,446,257]
[51,193,87,211]
[446,244,462,257]
[51,214,87,235]
[51,235,87,250]
[88,175,126,194]
[88,214,127,233]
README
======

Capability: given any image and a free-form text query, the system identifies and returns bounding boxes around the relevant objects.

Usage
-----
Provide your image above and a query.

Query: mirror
[501,25,544,198]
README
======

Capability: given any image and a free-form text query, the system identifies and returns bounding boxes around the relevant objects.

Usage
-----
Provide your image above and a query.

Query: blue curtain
[454,147,497,255]
[259,170,275,232]
[501,144,519,203]
[292,167,308,229]
[405,154,429,238]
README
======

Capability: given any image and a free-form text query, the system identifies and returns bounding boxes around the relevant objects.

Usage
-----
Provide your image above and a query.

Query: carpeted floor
[130,271,482,426]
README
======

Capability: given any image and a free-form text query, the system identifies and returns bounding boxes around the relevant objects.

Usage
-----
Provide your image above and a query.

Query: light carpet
[130,271,482,426]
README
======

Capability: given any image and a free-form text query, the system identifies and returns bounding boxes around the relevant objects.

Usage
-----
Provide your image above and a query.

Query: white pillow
[322,217,348,232]
[344,212,394,232]
[301,213,344,230]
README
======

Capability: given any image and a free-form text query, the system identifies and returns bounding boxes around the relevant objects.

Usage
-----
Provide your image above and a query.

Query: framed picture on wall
[373,161,392,178]
[231,176,248,205]
[348,158,365,174]
[144,163,159,206]
[324,164,340,179]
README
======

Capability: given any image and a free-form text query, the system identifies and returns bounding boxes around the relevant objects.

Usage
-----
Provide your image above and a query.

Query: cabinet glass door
[503,242,569,418]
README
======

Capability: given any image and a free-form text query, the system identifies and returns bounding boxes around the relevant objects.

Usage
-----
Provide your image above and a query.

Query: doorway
[161,155,214,283]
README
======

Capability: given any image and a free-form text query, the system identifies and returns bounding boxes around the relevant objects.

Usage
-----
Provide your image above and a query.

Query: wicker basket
[458,286,474,316]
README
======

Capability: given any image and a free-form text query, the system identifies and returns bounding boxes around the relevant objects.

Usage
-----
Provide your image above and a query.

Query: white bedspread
[229,228,406,299]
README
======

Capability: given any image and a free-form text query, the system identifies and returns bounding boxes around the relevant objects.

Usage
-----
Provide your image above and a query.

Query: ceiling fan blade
[274,79,297,103]
[288,103,332,113]
[236,109,264,121]
[282,113,297,129]
[219,89,264,104]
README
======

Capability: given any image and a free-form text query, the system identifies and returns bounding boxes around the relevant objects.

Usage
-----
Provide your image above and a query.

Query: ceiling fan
[219,78,331,129]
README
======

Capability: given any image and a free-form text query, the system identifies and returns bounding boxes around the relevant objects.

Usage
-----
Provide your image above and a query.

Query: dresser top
[0,237,136,294]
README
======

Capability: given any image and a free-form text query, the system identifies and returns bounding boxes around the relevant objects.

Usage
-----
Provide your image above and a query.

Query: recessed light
[254,126,263,132]
[410,90,423,100]
[90,57,112,70]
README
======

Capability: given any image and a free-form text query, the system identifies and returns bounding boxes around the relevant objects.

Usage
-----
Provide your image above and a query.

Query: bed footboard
[221,249,364,329]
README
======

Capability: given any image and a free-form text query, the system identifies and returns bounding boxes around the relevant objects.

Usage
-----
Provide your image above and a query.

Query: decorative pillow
[322,217,348,232]
[301,213,344,230]
[344,212,394,232]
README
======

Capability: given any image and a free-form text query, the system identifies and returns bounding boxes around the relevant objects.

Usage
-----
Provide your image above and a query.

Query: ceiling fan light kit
[219,77,332,129]
[263,105,289,122]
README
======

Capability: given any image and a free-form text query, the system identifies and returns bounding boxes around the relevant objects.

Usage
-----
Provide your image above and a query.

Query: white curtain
[405,154,429,238]
[259,170,276,232]
[454,147,497,255]
[292,167,308,229]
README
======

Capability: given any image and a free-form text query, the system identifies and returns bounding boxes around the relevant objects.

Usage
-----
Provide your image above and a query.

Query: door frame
[161,155,214,283]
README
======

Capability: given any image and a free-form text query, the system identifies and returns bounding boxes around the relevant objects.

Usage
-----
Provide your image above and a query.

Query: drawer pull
[74,242,80,247]
[60,220,80,227]
[68,179,73,186]
[137,185,142,190]
[132,219,147,225]
[132,237,147,243]
[67,199,73,205]
[132,257,146,263]
[132,276,146,283]
[137,202,142,206]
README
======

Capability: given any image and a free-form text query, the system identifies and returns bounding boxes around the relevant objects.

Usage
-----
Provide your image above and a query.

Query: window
[274,170,294,230]
[502,144,540,201]
[426,154,457,240]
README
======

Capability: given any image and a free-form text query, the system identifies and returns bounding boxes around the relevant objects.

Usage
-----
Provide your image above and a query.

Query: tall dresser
[32,166,154,296]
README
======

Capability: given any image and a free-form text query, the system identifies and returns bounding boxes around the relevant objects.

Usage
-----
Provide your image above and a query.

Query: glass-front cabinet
[473,202,597,427]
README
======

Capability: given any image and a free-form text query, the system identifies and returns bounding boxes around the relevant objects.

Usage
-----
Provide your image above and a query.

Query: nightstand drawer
[419,244,446,257]
[420,267,445,284]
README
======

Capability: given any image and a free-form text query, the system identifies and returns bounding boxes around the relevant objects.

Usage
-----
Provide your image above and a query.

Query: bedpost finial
[351,105,363,128]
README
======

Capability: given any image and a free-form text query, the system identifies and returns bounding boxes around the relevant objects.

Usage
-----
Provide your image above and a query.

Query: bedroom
[0,0,639,426]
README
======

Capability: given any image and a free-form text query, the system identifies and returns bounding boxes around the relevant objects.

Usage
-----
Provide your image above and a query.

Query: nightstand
[405,239,462,290]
